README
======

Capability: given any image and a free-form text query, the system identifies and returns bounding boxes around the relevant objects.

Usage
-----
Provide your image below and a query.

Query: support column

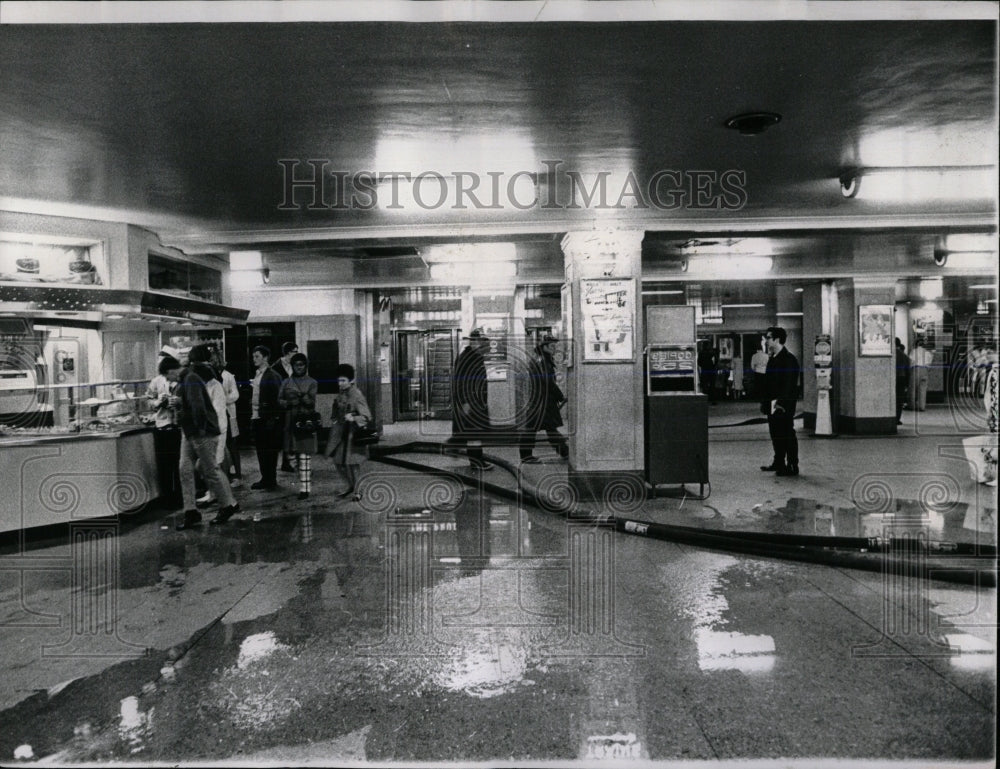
[561,230,645,501]
[801,282,836,431]
[834,277,898,435]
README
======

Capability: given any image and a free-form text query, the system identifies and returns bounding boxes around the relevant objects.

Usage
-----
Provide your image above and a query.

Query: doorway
[393,329,458,421]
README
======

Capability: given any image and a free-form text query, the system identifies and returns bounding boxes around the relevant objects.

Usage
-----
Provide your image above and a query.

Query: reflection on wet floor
[723,494,996,545]
[0,481,995,763]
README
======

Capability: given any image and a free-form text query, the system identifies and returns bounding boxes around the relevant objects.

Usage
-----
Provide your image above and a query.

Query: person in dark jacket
[451,328,493,470]
[175,344,240,529]
[250,345,284,490]
[275,341,299,472]
[759,326,800,476]
[519,333,569,463]
[895,337,911,425]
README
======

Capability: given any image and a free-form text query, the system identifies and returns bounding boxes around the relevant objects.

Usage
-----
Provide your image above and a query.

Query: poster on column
[581,279,635,362]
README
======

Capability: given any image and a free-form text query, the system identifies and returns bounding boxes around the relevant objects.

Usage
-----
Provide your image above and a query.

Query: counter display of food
[1,424,158,533]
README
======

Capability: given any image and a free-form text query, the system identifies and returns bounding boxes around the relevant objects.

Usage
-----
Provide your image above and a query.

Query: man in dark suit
[250,345,284,489]
[760,326,800,476]
[451,328,493,471]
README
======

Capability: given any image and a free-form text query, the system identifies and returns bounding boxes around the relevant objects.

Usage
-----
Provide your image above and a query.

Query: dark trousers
[896,382,907,422]
[152,426,182,506]
[252,418,280,487]
[520,429,568,459]
[768,410,798,469]
[226,421,242,478]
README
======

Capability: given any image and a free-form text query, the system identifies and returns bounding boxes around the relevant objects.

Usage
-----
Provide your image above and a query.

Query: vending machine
[814,334,834,436]
[644,306,709,488]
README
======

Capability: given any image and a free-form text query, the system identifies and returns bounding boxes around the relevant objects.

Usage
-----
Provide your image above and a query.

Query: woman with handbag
[278,353,319,500]
[323,363,372,501]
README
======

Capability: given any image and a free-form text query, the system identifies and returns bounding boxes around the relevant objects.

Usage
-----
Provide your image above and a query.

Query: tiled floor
[0,401,994,765]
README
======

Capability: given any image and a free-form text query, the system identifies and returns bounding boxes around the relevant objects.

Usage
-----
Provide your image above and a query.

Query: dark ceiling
[0,16,997,263]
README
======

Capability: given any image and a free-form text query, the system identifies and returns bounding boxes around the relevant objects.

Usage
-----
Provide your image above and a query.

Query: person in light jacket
[212,347,243,486]
[278,353,318,500]
[324,363,372,501]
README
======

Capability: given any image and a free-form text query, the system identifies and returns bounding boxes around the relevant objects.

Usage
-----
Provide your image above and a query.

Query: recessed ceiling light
[724,112,781,135]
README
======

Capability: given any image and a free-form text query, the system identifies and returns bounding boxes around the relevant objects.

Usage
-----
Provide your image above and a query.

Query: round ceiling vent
[724,112,782,135]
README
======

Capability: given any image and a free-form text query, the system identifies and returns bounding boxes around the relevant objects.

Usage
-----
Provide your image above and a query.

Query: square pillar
[561,230,646,502]
[834,278,898,434]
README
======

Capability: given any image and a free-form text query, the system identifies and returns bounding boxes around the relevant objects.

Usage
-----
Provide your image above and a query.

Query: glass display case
[0,379,155,437]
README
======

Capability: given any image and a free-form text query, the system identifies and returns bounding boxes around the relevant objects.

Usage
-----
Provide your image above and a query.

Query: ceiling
[0,7,997,282]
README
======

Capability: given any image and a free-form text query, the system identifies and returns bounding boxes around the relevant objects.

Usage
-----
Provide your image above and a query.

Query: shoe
[776,466,799,477]
[280,463,295,473]
[297,492,309,500]
[196,491,215,507]
[896,420,903,425]
[760,463,783,472]
[336,488,355,499]
[521,456,541,464]
[250,481,267,490]
[210,504,240,525]
[351,492,362,502]
[175,510,202,530]
[230,477,243,488]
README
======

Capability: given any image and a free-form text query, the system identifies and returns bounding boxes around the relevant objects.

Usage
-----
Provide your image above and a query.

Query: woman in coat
[323,363,372,500]
[277,353,318,500]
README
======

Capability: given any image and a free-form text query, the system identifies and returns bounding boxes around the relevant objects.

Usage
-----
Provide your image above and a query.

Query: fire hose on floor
[369,441,997,588]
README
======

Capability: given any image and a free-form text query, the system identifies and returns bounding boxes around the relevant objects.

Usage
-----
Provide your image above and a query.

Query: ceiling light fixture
[683,255,773,275]
[724,112,781,135]
[839,165,996,201]
[721,304,765,309]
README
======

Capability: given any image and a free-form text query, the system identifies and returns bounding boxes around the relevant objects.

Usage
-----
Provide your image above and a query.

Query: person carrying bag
[278,353,319,500]
[324,363,372,501]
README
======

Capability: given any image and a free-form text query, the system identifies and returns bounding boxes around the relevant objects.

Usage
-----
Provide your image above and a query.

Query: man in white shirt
[750,340,770,399]
[911,338,934,411]
[147,354,182,506]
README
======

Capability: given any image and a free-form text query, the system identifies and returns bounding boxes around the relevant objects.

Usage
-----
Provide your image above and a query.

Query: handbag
[352,418,379,445]
[293,410,323,437]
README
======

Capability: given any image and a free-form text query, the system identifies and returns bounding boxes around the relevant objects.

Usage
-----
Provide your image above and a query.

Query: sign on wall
[580,278,635,362]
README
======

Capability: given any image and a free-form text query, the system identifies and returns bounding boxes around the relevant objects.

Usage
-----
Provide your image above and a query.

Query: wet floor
[0,466,995,764]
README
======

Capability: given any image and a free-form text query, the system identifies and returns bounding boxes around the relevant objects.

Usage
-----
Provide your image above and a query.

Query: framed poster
[560,283,573,367]
[858,305,893,357]
[580,278,635,362]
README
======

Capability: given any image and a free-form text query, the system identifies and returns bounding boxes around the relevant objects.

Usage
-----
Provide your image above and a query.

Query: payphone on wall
[644,306,709,488]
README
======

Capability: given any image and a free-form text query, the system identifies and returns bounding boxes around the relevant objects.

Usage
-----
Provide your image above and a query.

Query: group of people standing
[148,341,372,530]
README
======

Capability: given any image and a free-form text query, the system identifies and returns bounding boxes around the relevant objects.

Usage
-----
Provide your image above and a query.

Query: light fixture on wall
[229,250,270,289]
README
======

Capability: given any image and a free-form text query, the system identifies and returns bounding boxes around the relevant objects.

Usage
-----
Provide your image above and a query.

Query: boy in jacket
[175,344,241,529]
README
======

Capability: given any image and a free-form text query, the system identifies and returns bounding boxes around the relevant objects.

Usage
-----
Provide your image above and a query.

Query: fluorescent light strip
[721,304,765,309]
[776,312,804,317]
[970,284,997,290]
[642,290,684,295]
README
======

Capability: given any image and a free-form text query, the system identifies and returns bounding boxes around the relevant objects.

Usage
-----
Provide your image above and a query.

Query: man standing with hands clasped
[760,326,800,476]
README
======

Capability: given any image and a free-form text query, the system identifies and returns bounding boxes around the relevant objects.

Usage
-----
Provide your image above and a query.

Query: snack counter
[0,380,160,533]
